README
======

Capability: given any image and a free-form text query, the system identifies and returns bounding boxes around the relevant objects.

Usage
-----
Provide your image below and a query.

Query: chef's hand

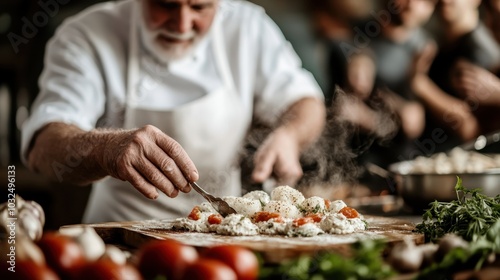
[251,127,303,186]
[100,125,198,199]
[451,59,500,106]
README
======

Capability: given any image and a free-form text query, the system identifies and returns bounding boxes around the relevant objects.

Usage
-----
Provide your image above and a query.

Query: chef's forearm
[27,122,115,185]
[276,97,326,150]
[413,75,479,141]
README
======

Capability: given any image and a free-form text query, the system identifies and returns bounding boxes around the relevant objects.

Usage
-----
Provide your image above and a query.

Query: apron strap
[126,1,140,108]
[212,17,237,91]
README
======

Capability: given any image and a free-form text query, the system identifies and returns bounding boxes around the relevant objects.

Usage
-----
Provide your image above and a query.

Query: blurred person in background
[21,0,325,223]
[484,0,500,44]
[451,0,500,110]
[419,0,500,150]
[368,0,437,144]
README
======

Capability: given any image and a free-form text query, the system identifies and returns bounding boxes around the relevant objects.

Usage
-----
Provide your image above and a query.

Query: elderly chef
[21,0,325,223]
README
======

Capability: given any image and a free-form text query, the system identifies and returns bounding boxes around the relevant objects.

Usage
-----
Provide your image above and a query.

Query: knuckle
[142,124,157,133]
[158,157,175,173]
[166,141,183,159]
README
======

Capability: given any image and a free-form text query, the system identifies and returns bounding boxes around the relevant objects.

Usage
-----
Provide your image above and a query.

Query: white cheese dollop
[216,214,259,236]
[222,197,262,218]
[243,191,271,206]
[256,221,288,235]
[271,186,305,205]
[289,223,324,237]
[263,200,302,219]
[301,196,327,214]
[329,200,347,213]
[171,212,213,233]
[320,213,366,234]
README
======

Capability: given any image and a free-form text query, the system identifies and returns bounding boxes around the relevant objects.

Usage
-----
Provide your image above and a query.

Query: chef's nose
[170,6,194,34]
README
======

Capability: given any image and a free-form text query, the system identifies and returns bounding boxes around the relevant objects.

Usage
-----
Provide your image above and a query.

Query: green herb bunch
[259,239,395,280]
[416,177,500,242]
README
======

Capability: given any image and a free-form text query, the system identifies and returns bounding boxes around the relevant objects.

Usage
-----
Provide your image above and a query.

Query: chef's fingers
[252,150,276,183]
[145,146,191,193]
[133,158,179,198]
[125,167,160,199]
[153,130,199,182]
[273,157,303,186]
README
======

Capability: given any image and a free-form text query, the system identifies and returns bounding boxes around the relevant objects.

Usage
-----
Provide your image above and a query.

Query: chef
[21,0,325,223]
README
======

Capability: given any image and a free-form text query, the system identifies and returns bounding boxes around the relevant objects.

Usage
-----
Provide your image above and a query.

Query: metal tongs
[190,182,237,217]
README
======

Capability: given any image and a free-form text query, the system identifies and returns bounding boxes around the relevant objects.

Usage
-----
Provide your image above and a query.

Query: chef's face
[437,0,481,23]
[140,0,218,61]
[393,0,436,28]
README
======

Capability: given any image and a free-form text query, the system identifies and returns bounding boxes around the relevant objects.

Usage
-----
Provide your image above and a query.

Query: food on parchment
[400,148,500,174]
[171,186,367,237]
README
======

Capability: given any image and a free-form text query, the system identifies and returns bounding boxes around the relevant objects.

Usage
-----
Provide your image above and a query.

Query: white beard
[138,10,202,64]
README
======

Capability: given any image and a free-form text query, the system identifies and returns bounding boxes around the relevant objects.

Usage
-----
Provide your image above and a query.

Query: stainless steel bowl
[388,162,500,212]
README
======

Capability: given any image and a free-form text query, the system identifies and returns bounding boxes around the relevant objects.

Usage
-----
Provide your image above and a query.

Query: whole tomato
[202,245,259,280]
[0,261,59,280]
[181,259,237,280]
[37,232,86,278]
[75,260,142,280]
[136,239,198,280]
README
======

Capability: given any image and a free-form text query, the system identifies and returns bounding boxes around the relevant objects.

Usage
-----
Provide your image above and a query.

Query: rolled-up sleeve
[253,12,323,124]
[21,23,105,163]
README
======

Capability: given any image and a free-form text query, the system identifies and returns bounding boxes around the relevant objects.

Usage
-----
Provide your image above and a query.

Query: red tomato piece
[305,213,323,223]
[208,214,223,225]
[253,212,284,223]
[292,217,314,227]
[188,206,202,221]
[182,259,237,280]
[36,232,86,279]
[75,260,142,280]
[0,261,59,280]
[340,206,360,219]
[136,240,198,280]
[202,245,259,280]
[324,199,331,209]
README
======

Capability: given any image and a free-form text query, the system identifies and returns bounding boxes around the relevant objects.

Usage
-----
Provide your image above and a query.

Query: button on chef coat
[21,0,323,221]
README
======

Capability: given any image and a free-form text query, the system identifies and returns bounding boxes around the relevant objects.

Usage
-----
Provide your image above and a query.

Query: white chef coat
[21,0,323,222]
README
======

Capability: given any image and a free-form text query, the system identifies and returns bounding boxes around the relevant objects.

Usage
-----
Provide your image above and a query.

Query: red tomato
[202,245,259,280]
[253,212,284,223]
[188,206,202,220]
[340,207,360,219]
[324,199,331,209]
[0,261,59,280]
[136,239,198,280]
[75,260,142,280]
[305,213,323,223]
[208,214,223,224]
[36,232,86,278]
[292,217,314,227]
[182,259,237,280]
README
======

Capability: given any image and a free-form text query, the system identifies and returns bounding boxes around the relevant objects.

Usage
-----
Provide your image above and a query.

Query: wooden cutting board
[61,215,424,263]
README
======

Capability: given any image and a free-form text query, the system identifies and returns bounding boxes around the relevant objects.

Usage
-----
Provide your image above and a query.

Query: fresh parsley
[258,239,395,280]
[416,177,500,242]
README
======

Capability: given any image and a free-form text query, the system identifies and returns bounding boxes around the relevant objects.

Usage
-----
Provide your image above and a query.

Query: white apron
[83,5,252,223]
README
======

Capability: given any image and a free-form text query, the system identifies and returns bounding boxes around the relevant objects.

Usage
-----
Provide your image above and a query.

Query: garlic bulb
[100,245,128,265]
[59,226,106,261]
[0,195,45,241]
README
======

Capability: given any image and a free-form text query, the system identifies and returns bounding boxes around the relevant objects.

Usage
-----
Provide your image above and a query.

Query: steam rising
[240,87,399,194]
